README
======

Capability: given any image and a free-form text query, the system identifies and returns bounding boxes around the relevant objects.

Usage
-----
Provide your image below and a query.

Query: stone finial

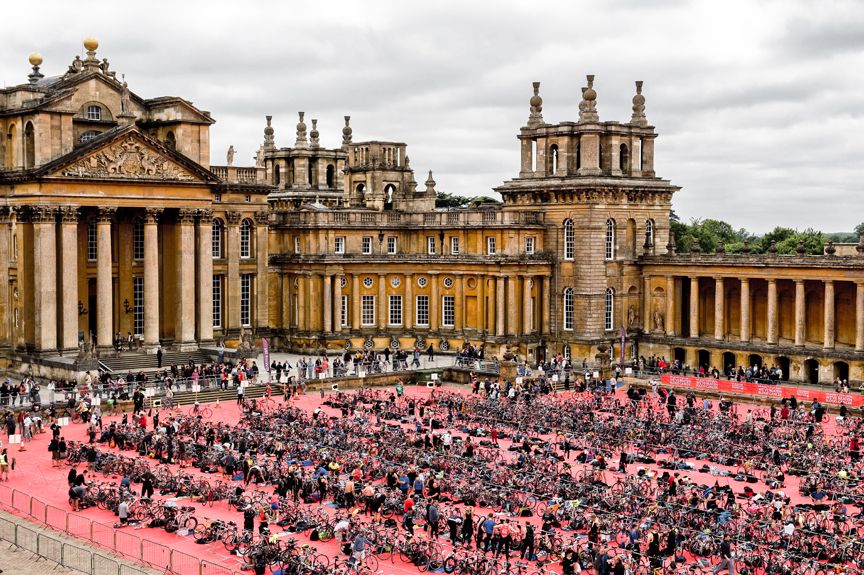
[527,81,544,128]
[856,233,864,255]
[630,81,647,126]
[342,116,353,146]
[27,53,44,84]
[263,115,275,149]
[295,112,308,148]
[691,241,702,254]
[715,243,725,255]
[425,170,436,194]
[768,240,778,254]
[796,241,806,255]
[741,239,751,254]
[578,75,599,123]
[825,240,836,256]
[310,119,320,148]
[666,230,676,255]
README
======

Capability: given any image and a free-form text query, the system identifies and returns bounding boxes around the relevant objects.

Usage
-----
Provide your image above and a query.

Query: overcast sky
[3,0,863,233]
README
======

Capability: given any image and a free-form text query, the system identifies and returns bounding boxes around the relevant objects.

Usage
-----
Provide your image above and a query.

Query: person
[156,347,163,368]
[116,497,130,527]
[0,448,8,481]
[712,534,735,575]
[427,344,435,362]
[49,436,60,467]
[351,531,368,565]
[426,501,440,539]
[521,523,535,560]
[237,383,244,405]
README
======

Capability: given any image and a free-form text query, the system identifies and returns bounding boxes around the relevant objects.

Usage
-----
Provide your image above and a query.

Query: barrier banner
[660,373,864,407]
[262,338,270,373]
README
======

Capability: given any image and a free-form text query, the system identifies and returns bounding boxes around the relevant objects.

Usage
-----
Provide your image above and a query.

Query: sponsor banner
[659,373,864,407]
[262,338,270,372]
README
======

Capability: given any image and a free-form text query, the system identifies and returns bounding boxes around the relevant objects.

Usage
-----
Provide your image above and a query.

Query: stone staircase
[98,349,213,374]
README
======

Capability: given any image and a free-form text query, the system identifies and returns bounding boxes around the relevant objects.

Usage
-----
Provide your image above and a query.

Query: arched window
[326,164,335,188]
[384,184,396,207]
[575,141,581,170]
[619,143,629,172]
[563,288,574,330]
[563,219,575,260]
[307,159,314,186]
[645,219,655,248]
[87,105,102,121]
[605,287,614,331]
[273,164,281,187]
[6,124,16,168]
[605,219,616,260]
[549,144,559,175]
[79,130,100,144]
[132,219,144,261]
[240,219,253,259]
[164,131,176,150]
[212,218,224,259]
[24,122,35,169]
[356,183,366,201]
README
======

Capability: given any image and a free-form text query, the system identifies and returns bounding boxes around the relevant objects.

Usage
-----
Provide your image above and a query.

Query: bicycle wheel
[192,524,210,542]
[313,553,330,571]
[183,516,198,530]
[317,524,335,542]
[363,554,379,572]
[443,556,458,573]
[201,407,213,418]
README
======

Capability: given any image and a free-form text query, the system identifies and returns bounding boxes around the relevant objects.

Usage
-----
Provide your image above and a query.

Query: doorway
[804,359,820,385]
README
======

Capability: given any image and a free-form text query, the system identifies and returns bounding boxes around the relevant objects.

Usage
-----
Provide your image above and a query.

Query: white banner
[8,434,20,444]
[58,417,70,426]
[191,384,201,393]
[431,373,438,381]
[592,372,600,379]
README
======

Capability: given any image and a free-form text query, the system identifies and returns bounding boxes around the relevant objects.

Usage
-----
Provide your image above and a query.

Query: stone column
[196,210,213,344]
[767,279,778,345]
[378,273,386,328]
[333,275,343,332]
[714,277,724,340]
[855,282,864,352]
[665,276,675,336]
[96,207,116,350]
[740,278,750,343]
[541,276,551,335]
[430,274,440,329]
[31,206,58,352]
[143,208,163,350]
[455,274,464,331]
[405,275,414,330]
[0,209,10,349]
[225,211,241,331]
[496,276,505,336]
[823,280,835,350]
[296,275,306,331]
[794,279,805,347]
[254,211,270,332]
[522,276,532,335]
[306,274,314,331]
[323,274,333,333]
[59,207,79,352]
[689,276,699,338]
[176,208,197,348]
[352,274,360,330]
[643,276,651,330]
[507,277,517,335]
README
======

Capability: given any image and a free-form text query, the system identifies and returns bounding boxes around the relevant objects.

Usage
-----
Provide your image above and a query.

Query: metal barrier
[63,542,94,573]
[38,532,63,563]
[16,523,38,554]
[94,554,120,575]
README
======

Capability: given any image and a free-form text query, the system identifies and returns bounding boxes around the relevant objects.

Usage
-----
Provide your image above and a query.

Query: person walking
[712,535,735,575]
[156,347,163,368]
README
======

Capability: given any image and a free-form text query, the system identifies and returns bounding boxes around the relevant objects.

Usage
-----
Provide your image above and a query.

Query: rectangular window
[87,105,101,121]
[525,236,535,255]
[427,237,436,255]
[442,295,455,327]
[487,236,497,255]
[389,295,403,326]
[450,237,460,255]
[335,236,345,254]
[416,295,429,327]
[133,276,144,337]
[362,236,372,255]
[87,221,97,261]
[341,295,348,328]
[212,223,222,259]
[133,222,144,261]
[387,236,397,254]
[212,275,223,328]
[361,295,375,326]
[240,274,252,327]
[294,237,301,254]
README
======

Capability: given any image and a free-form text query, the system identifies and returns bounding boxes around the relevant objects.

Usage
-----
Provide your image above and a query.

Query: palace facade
[1,40,862,385]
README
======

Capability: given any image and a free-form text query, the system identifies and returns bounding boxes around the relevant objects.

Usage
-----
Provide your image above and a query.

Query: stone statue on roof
[120,81,131,114]
[227,145,235,167]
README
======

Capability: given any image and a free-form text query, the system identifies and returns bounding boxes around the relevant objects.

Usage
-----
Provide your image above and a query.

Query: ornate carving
[653,305,665,332]
[225,211,242,225]
[29,205,56,223]
[253,211,270,225]
[62,136,196,181]
[96,207,116,223]
[627,305,638,328]
[197,208,213,220]
[58,206,79,223]
[178,208,197,224]
[143,208,163,224]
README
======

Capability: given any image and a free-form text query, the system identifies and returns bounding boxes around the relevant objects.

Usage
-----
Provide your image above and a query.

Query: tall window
[389,295,403,326]
[87,105,102,120]
[87,221,97,261]
[240,274,252,326]
[605,287,614,331]
[416,295,429,326]
[212,219,224,259]
[132,220,144,261]
[605,219,616,260]
[427,237,436,255]
[526,236,535,255]
[362,237,372,255]
[133,277,144,336]
[212,275,223,328]
[645,219,655,247]
[387,236,397,254]
[294,237,301,254]
[361,295,375,326]
[563,288,574,330]
[335,236,345,254]
[450,237,460,255]
[240,219,253,259]
[563,219,575,260]
[341,295,348,328]
[442,296,455,327]
[486,237,497,255]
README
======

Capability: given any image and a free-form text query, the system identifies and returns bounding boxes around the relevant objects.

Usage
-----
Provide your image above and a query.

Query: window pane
[442,295,455,327]
[212,220,223,259]
[241,274,252,326]
[416,295,429,326]
[361,295,375,326]
[212,275,222,328]
[389,295,402,325]
[133,277,144,336]
[133,220,144,261]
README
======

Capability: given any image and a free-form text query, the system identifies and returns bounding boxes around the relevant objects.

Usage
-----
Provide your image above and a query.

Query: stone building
[0,40,862,385]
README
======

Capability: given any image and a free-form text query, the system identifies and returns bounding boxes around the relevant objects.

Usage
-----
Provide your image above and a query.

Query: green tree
[855,222,864,237]
[434,191,472,209]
